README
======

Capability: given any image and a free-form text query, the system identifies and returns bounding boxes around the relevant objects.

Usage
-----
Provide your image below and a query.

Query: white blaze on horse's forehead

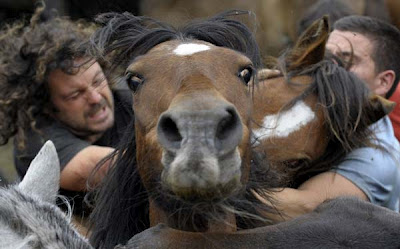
[253,101,315,142]
[173,43,211,56]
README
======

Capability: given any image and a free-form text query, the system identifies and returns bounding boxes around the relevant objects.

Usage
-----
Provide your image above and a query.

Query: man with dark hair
[327,15,400,141]
[0,6,133,214]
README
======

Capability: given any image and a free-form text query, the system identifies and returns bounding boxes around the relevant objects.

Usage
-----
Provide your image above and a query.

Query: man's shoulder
[14,118,90,176]
[338,116,400,181]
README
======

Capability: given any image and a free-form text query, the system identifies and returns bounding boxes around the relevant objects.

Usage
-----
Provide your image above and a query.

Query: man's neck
[66,127,105,144]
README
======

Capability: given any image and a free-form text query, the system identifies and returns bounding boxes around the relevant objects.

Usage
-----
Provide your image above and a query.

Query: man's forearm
[254,172,369,223]
[254,188,319,222]
[60,146,114,191]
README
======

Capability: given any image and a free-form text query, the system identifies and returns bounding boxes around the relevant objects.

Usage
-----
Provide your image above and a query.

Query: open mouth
[88,105,109,122]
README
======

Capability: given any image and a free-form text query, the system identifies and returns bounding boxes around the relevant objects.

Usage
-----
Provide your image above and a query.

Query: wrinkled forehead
[326,30,373,54]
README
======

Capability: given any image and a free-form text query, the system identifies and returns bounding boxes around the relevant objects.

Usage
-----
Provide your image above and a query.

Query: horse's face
[130,40,253,201]
[251,16,332,172]
[252,74,328,166]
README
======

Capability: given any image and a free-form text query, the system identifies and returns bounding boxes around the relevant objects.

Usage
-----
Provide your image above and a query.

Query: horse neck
[149,199,237,233]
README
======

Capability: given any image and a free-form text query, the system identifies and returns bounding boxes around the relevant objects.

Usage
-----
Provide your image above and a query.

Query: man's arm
[254,118,400,222]
[254,171,368,223]
[59,145,114,191]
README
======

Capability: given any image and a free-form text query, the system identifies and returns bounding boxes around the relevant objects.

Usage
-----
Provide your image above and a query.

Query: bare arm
[59,145,115,191]
[254,171,368,222]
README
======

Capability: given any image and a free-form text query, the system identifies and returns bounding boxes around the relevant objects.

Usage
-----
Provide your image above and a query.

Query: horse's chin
[163,177,242,202]
[160,147,242,201]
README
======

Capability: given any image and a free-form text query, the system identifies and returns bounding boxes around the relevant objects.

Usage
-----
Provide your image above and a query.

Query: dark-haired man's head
[48,59,114,142]
[0,6,114,147]
[326,15,400,98]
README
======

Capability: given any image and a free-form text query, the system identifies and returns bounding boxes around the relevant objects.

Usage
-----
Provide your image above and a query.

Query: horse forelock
[89,10,262,72]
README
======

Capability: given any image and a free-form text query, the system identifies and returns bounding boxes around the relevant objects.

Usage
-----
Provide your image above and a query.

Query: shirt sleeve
[334,146,400,210]
[44,123,90,170]
[14,121,90,178]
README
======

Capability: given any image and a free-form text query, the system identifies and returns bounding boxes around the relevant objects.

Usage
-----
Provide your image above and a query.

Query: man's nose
[325,42,338,55]
[86,88,102,103]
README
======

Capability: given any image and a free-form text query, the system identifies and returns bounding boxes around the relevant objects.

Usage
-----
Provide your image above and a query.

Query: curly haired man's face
[48,60,114,141]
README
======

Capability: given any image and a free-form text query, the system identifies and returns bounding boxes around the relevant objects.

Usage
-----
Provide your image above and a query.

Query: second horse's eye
[238,66,254,85]
[126,73,144,92]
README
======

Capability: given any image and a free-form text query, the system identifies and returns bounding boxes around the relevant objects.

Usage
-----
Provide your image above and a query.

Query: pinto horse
[251,17,395,189]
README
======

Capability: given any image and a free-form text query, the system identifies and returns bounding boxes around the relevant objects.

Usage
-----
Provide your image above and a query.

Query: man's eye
[66,92,80,100]
[93,76,106,87]
[341,59,353,69]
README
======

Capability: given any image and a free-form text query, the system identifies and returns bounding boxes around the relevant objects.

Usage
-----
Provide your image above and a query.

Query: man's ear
[376,70,395,96]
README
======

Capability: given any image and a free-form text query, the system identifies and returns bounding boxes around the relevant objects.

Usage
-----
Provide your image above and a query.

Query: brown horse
[251,18,394,188]
[121,17,400,249]
[87,11,274,248]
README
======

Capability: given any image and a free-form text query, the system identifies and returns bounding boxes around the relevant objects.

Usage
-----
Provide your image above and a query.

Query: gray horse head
[0,141,93,249]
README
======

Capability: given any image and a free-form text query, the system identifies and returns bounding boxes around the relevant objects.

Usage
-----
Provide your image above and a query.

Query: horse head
[88,11,268,248]
[252,16,394,187]
[131,39,254,229]
[0,141,92,249]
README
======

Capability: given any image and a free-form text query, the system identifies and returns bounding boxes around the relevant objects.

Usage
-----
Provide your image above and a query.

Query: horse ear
[366,95,396,125]
[18,140,60,203]
[286,16,329,70]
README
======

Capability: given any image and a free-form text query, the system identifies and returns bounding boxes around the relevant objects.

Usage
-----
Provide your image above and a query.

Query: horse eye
[238,66,254,85]
[126,73,144,92]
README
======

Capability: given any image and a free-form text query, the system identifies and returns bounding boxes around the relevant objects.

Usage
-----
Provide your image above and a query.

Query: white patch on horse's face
[173,43,210,56]
[253,100,315,143]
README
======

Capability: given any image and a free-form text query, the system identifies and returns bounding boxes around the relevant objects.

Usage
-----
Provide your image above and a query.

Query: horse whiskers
[147,178,277,231]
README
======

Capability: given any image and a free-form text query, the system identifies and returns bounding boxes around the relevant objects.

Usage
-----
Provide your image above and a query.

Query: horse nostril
[215,107,242,154]
[158,106,242,154]
[216,108,238,140]
[158,115,182,144]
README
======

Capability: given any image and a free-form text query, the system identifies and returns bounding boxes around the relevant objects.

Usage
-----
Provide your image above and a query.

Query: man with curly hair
[0,7,133,214]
